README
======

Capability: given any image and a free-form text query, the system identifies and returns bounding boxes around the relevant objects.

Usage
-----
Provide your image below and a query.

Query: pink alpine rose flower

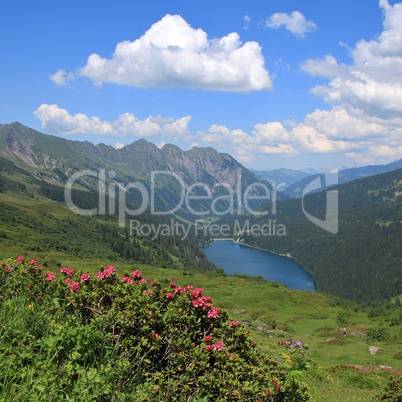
[60,267,76,276]
[45,271,57,281]
[132,269,142,279]
[204,335,212,343]
[213,341,225,351]
[80,273,92,282]
[121,276,134,284]
[68,282,80,292]
[207,307,220,319]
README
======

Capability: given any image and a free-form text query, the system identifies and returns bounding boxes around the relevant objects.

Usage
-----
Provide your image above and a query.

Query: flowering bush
[0,256,310,401]
[377,374,402,401]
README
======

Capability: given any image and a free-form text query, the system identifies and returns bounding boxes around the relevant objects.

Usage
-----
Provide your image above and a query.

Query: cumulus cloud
[301,0,402,120]
[33,104,191,140]
[292,0,402,166]
[49,69,75,87]
[33,104,115,135]
[115,142,125,149]
[301,55,345,78]
[52,14,272,92]
[196,104,402,163]
[266,11,317,38]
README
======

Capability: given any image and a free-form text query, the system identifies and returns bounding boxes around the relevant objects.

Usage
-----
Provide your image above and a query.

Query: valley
[0,122,401,400]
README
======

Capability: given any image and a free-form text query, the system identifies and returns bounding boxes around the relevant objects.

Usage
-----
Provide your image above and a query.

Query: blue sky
[1,0,401,170]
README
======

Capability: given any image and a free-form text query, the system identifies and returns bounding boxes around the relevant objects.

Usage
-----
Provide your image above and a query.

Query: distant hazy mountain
[283,158,402,198]
[0,122,277,219]
[252,168,311,188]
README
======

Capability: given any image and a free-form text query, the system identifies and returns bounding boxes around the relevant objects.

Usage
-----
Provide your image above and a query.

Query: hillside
[237,169,402,303]
[0,154,216,273]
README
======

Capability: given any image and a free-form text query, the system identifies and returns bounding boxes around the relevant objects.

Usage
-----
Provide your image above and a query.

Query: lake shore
[205,239,316,291]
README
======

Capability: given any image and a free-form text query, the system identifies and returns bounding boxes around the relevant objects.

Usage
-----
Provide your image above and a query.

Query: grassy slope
[1,183,401,399]
[2,252,399,400]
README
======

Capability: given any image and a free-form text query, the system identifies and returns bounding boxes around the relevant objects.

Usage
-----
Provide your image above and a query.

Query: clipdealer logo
[64,167,339,237]
[64,169,279,226]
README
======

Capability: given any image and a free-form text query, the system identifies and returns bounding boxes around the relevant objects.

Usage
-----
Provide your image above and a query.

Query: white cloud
[53,14,272,92]
[293,0,402,166]
[49,69,75,87]
[33,104,191,140]
[301,55,344,78]
[346,152,373,166]
[33,104,115,135]
[302,0,402,119]
[369,144,402,157]
[303,107,385,140]
[243,15,251,30]
[266,11,317,38]
[115,142,125,149]
[195,102,402,164]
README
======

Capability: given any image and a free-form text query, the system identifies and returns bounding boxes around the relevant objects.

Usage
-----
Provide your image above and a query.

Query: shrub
[366,327,391,342]
[377,374,402,401]
[0,256,310,401]
[336,310,351,326]
[393,351,402,360]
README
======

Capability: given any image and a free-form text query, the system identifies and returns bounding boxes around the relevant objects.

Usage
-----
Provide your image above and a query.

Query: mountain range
[0,122,276,219]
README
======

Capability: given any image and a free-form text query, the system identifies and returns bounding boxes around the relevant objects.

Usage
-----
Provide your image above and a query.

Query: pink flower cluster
[121,276,134,284]
[45,271,57,281]
[68,282,80,292]
[205,341,225,351]
[60,267,76,276]
[204,335,213,343]
[2,263,12,273]
[189,287,204,298]
[189,288,213,310]
[132,269,142,279]
[27,259,42,270]
[16,256,24,263]
[80,273,92,282]
[229,320,239,327]
[166,292,175,299]
[191,296,212,309]
[213,341,225,351]
[96,265,115,279]
[207,307,220,319]
[174,286,183,294]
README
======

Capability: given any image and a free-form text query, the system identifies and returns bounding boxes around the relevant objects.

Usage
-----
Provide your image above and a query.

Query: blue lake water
[204,240,315,291]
